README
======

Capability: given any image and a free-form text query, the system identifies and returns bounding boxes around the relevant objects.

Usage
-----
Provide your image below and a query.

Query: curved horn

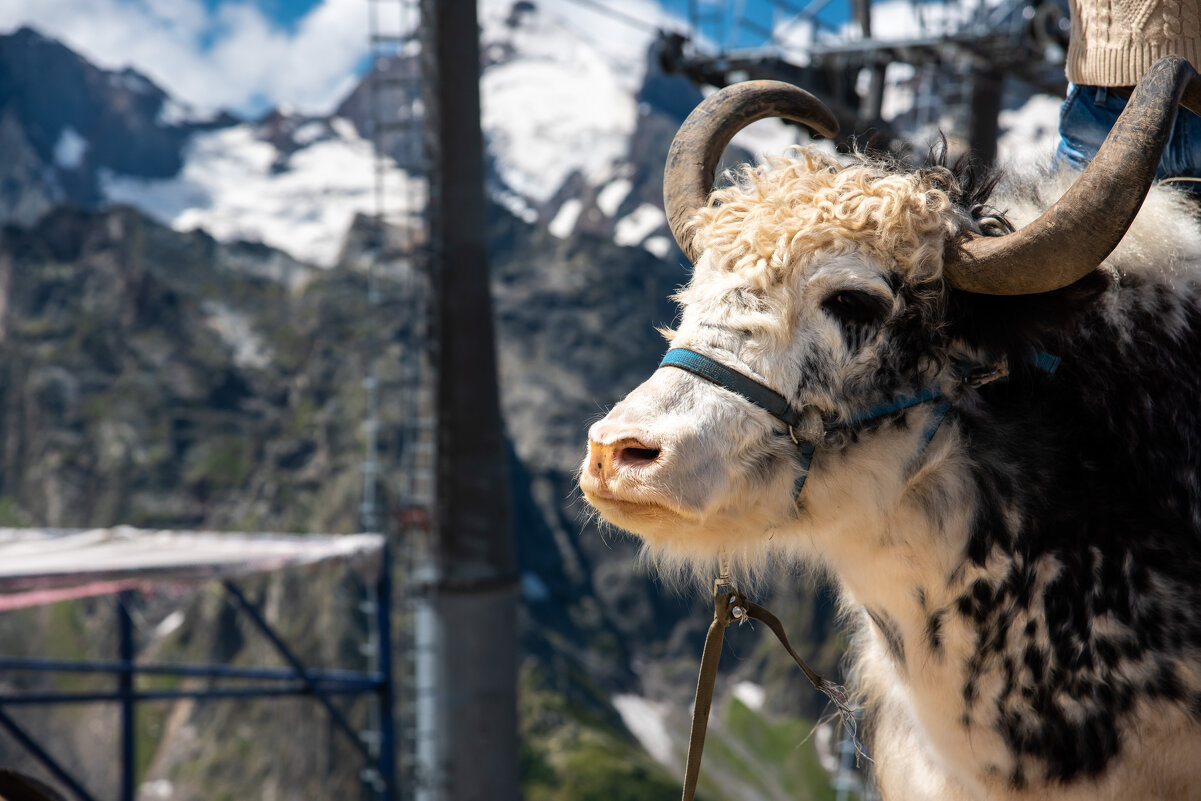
[664,81,839,264]
[945,56,1201,295]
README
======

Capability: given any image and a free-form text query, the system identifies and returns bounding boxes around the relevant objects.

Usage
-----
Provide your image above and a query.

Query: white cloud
[0,0,371,117]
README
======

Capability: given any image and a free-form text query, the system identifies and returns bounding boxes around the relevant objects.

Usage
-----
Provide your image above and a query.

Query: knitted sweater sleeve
[1067,0,1201,85]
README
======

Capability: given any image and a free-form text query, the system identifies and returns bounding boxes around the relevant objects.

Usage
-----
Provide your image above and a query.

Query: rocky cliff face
[0,206,378,534]
[0,27,235,226]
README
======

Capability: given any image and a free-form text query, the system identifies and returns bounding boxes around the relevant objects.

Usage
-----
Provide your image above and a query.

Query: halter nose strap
[658,348,802,428]
[659,348,814,493]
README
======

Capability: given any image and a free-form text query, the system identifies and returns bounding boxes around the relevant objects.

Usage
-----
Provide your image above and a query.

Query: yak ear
[973,208,1014,237]
[946,270,1110,354]
[917,149,1013,239]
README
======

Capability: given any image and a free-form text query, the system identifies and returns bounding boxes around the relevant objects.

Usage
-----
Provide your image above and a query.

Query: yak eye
[822,290,888,326]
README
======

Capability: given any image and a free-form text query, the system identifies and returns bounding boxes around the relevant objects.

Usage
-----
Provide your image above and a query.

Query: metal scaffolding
[0,528,396,801]
[364,1,440,799]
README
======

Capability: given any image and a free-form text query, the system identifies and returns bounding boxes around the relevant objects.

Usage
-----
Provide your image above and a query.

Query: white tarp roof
[0,526,384,609]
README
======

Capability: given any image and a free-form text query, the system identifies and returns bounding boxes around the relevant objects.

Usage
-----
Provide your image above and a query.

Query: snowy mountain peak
[479,1,653,207]
[2,10,1066,270]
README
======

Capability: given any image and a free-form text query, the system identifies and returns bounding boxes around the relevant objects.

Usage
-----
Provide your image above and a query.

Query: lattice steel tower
[364,2,520,800]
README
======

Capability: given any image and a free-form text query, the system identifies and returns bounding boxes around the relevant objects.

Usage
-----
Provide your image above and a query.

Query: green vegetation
[0,495,29,526]
[519,662,681,801]
[517,659,839,801]
[184,434,253,490]
[720,696,836,801]
[551,741,681,801]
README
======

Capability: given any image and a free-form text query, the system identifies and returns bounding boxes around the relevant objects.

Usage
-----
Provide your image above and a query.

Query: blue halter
[658,347,1059,497]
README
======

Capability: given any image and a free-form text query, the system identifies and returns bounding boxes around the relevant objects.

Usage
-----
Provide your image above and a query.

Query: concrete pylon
[420,0,522,800]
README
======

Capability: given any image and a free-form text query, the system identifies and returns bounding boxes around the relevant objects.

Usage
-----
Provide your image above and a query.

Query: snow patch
[54,127,88,169]
[612,693,675,766]
[293,121,327,146]
[140,779,173,800]
[157,98,221,126]
[101,122,424,267]
[614,203,664,247]
[841,0,981,42]
[815,720,840,774]
[643,235,673,260]
[478,1,651,204]
[773,19,817,66]
[154,610,186,640]
[496,188,538,224]
[731,680,765,711]
[112,70,153,94]
[880,62,917,123]
[482,56,635,204]
[729,116,810,160]
[330,117,359,140]
[998,93,1063,168]
[480,0,667,93]
[596,178,632,217]
[201,301,273,370]
[548,198,582,239]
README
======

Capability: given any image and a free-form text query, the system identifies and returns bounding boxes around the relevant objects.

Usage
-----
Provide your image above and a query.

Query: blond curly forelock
[690,147,960,284]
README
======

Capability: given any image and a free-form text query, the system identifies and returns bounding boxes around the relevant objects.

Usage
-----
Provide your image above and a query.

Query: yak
[579,56,1201,800]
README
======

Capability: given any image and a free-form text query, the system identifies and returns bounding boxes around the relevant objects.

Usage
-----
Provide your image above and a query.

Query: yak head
[578,58,1201,575]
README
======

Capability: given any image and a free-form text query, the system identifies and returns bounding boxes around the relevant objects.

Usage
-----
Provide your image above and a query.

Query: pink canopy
[0,526,384,609]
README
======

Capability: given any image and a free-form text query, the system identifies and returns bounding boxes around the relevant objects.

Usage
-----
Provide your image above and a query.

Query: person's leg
[1158,105,1201,198]
[1054,85,1125,171]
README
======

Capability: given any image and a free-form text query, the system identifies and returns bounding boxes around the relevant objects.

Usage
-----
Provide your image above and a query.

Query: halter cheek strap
[659,347,1059,498]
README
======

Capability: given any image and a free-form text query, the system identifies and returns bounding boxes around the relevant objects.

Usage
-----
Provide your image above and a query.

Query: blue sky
[657,0,849,48]
[204,0,326,31]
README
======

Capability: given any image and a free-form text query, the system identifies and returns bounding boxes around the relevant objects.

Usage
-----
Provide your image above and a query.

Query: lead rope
[680,554,868,801]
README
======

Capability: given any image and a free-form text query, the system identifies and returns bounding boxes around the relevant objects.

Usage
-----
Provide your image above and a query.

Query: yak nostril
[587,437,661,482]
[616,444,661,467]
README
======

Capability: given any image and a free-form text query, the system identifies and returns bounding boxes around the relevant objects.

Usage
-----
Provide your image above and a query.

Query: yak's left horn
[944,55,1201,295]
[663,81,838,265]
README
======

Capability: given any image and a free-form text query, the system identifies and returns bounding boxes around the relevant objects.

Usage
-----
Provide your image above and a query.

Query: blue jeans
[1055,84,1201,197]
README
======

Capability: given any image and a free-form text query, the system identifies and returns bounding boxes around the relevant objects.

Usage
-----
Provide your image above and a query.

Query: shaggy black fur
[946,271,1201,783]
[831,150,1201,786]
[906,158,1201,784]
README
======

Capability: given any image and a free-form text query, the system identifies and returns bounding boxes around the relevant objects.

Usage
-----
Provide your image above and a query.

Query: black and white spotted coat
[848,172,1201,800]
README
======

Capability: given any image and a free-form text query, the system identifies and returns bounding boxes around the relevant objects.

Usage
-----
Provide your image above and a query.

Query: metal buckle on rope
[715,553,732,592]
[680,556,868,801]
[714,555,746,619]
